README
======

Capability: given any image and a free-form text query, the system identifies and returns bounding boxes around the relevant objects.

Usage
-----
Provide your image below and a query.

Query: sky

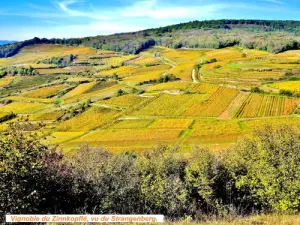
[0,0,300,41]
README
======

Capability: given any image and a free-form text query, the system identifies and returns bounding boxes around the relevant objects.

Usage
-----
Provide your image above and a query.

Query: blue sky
[1,0,300,41]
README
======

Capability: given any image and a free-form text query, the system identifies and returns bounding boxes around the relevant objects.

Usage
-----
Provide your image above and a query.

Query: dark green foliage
[58,99,91,121]
[284,71,294,77]
[71,146,142,214]
[279,89,300,97]
[116,89,126,96]
[139,73,178,85]
[0,99,12,105]
[280,90,294,96]
[0,112,16,123]
[224,126,300,213]
[185,149,230,218]
[2,66,37,76]
[0,37,51,58]
[251,87,263,93]
[138,146,189,218]
[0,68,7,78]
[157,74,178,83]
[41,54,75,67]
[0,124,82,219]
[0,125,299,221]
[1,20,300,58]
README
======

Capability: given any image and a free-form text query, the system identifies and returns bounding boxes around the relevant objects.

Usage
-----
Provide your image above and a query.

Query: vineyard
[268,81,300,93]
[0,44,299,152]
[236,94,297,118]
[183,87,239,117]
[57,107,121,131]
[62,81,96,99]
[24,84,69,98]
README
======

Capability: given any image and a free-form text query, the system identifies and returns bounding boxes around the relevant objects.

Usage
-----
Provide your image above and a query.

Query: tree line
[0,124,299,222]
[1,20,300,58]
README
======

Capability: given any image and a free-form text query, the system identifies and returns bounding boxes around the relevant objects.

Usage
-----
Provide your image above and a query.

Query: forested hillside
[1,20,300,58]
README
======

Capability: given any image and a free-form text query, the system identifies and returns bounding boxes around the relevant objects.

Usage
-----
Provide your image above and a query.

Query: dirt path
[219,92,250,119]
[158,56,176,67]
[192,69,199,83]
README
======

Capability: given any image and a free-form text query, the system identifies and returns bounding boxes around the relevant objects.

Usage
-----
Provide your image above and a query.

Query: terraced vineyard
[0,44,299,152]
[183,87,239,117]
[235,94,297,118]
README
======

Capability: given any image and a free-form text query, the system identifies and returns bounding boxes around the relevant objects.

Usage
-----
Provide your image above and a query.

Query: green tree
[224,126,300,213]
[117,89,125,96]
[0,123,78,219]
[71,145,141,214]
[185,149,229,217]
[138,146,188,218]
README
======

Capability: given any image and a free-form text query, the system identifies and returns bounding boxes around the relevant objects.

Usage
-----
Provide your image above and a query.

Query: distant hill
[0,40,17,46]
[1,19,300,58]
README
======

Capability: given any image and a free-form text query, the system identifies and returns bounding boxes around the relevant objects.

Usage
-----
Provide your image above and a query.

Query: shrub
[224,126,300,213]
[185,149,230,218]
[71,145,141,214]
[0,123,80,219]
[138,145,189,218]
[1,125,299,220]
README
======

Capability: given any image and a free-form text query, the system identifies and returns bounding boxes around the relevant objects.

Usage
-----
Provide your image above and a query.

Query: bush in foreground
[0,124,299,222]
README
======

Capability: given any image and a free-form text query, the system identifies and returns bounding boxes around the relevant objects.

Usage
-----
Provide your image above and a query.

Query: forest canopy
[1,19,300,58]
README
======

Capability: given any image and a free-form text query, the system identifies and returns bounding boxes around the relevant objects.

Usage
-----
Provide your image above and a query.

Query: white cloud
[262,0,284,5]
[121,0,226,19]
[56,0,226,21]
[57,0,111,20]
